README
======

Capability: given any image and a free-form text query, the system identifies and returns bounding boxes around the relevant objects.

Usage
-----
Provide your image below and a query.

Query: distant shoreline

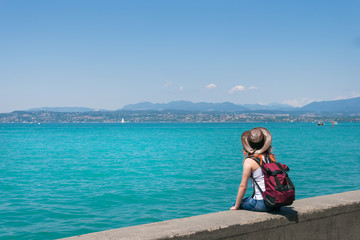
[0,110,359,123]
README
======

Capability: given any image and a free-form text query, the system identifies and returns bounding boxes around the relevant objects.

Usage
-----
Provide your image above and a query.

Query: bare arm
[230,158,253,210]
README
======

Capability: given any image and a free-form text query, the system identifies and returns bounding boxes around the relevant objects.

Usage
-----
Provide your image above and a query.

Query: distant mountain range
[23,97,360,113]
[119,97,360,113]
[121,101,249,111]
[121,101,296,111]
[301,97,360,113]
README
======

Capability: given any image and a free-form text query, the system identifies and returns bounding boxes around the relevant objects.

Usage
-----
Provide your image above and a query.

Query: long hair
[243,146,276,165]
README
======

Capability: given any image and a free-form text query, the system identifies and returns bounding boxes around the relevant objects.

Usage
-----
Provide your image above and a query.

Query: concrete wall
[63,190,360,240]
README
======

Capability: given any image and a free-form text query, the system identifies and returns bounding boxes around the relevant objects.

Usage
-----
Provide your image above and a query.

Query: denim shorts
[238,196,269,212]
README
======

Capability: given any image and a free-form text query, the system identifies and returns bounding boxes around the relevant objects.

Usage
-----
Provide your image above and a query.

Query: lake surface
[1,122,359,239]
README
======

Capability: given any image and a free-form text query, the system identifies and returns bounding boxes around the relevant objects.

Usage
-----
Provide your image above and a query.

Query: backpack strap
[248,155,265,198]
[264,155,272,164]
[250,154,272,166]
[251,174,265,197]
[249,155,262,166]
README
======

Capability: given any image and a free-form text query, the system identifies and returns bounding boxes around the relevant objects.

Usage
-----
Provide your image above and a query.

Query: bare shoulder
[243,158,256,167]
[243,157,259,171]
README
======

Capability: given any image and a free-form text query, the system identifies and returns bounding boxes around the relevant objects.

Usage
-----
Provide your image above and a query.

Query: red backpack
[250,155,295,209]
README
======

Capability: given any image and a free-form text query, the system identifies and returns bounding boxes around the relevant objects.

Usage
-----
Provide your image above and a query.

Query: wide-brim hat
[241,127,272,154]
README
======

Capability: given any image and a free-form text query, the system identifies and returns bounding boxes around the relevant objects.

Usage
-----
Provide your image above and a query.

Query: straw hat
[241,127,272,154]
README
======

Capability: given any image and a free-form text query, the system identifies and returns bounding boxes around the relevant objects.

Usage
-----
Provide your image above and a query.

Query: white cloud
[163,81,173,88]
[333,96,347,100]
[333,92,360,100]
[283,98,314,107]
[228,85,258,93]
[353,92,360,98]
[179,86,184,91]
[206,83,217,89]
[229,85,245,94]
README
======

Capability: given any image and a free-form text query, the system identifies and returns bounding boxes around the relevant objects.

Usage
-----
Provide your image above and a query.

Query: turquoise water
[1,123,359,239]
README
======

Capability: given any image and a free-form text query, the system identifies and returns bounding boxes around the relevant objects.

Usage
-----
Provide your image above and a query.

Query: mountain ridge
[21,97,360,113]
[121,101,249,112]
[301,97,360,113]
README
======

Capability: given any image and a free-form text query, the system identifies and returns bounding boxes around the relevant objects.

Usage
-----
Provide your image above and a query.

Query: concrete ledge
[63,190,360,240]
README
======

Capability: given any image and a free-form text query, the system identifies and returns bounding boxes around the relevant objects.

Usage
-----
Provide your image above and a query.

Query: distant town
[1,97,359,123]
[0,110,359,123]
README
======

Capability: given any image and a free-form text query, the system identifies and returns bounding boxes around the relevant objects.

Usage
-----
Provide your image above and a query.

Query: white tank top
[251,155,267,200]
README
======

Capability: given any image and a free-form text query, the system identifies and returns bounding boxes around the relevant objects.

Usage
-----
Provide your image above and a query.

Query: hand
[230,206,239,211]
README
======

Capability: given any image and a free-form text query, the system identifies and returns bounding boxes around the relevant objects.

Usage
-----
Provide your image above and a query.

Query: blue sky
[0,0,359,112]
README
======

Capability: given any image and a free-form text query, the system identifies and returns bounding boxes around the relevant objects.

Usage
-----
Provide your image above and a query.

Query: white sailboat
[121,118,125,123]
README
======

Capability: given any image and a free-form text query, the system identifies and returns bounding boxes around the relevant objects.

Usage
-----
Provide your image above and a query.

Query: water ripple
[0,123,359,239]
